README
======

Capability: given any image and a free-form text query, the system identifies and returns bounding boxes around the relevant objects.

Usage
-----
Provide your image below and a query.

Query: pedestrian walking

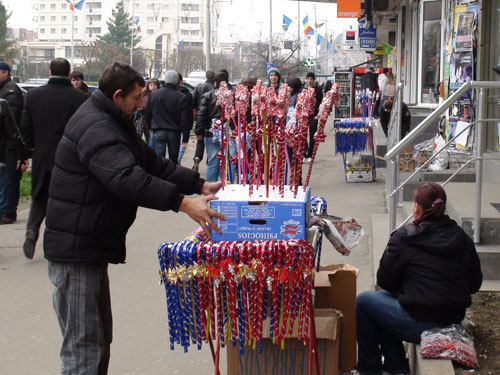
[70,70,92,98]
[0,61,26,224]
[144,70,191,163]
[176,73,194,165]
[355,183,482,375]
[380,98,411,138]
[43,62,224,374]
[360,64,379,118]
[20,58,87,259]
[192,71,215,171]
[139,78,160,145]
[195,71,236,182]
[304,71,323,163]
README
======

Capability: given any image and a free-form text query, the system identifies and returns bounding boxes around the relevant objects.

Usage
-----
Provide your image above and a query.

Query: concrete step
[477,244,500,281]
[445,183,500,245]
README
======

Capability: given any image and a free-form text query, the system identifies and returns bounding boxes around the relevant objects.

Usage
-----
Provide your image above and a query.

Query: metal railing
[385,81,500,243]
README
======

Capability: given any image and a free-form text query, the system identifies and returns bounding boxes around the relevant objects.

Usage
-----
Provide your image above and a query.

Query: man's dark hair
[306,71,316,80]
[206,70,215,80]
[383,68,389,74]
[287,77,303,95]
[178,73,183,82]
[215,71,227,86]
[220,69,229,80]
[70,70,84,80]
[98,62,145,99]
[50,58,71,77]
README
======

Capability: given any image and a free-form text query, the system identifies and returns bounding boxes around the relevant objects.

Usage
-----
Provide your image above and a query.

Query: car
[19,83,44,92]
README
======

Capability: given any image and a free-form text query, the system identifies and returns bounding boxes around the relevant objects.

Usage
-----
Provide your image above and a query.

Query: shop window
[420,1,441,104]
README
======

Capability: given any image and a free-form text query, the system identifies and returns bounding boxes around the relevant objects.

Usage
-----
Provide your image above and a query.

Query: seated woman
[356,182,482,375]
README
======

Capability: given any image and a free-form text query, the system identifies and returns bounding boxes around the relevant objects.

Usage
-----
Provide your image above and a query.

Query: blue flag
[283,15,292,31]
[74,0,85,10]
[317,34,323,46]
[180,40,184,50]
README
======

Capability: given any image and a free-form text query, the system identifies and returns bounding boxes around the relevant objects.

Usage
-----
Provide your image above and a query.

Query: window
[62,16,67,21]
[181,17,189,23]
[61,28,67,34]
[51,28,56,33]
[75,16,78,21]
[191,4,199,11]
[51,16,56,21]
[40,16,45,21]
[420,0,441,104]
[40,28,45,33]
[181,3,189,10]
[181,30,190,35]
[62,3,66,8]
[191,30,199,35]
[162,4,168,10]
[147,4,154,9]
[40,4,45,9]
[190,17,199,24]
[147,29,154,35]
[51,3,56,9]
[147,17,154,22]
[162,17,168,22]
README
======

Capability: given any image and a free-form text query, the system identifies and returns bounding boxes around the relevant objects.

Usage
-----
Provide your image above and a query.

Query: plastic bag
[419,324,478,368]
[428,134,449,171]
[310,215,364,256]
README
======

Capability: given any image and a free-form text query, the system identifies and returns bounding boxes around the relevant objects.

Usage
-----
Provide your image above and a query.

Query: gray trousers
[48,261,112,375]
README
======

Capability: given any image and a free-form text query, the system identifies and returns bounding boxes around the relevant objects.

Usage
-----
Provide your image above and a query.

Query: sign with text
[337,0,361,18]
[358,22,376,50]
[343,30,358,46]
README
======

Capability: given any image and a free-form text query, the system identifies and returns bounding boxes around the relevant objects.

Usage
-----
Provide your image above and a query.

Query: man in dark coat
[304,71,323,162]
[43,62,223,374]
[360,65,379,118]
[191,71,215,171]
[144,69,191,164]
[176,73,194,165]
[0,61,26,224]
[20,58,87,259]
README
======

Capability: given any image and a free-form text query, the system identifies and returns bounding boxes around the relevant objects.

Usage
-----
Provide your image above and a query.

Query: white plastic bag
[428,134,449,171]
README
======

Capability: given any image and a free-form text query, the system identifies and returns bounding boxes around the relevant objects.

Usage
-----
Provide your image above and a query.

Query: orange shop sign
[337,0,361,18]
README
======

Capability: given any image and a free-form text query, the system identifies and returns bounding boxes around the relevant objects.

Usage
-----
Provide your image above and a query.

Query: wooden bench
[408,343,455,375]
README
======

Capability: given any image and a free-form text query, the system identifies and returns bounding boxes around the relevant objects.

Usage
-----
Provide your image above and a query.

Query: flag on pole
[283,15,292,31]
[66,0,74,11]
[383,42,393,55]
[302,16,314,36]
[179,40,184,50]
[315,22,325,29]
[329,35,333,43]
[134,17,141,32]
[317,34,323,46]
[74,0,85,10]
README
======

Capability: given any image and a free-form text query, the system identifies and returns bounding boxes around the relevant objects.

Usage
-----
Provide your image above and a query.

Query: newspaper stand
[334,118,376,183]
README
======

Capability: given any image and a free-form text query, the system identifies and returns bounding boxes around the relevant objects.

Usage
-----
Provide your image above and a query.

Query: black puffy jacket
[194,89,221,137]
[44,90,205,264]
[377,217,482,324]
[0,99,28,163]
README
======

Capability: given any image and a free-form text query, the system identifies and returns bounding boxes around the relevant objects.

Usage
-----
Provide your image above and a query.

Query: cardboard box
[399,146,415,172]
[227,309,342,375]
[314,264,359,372]
[345,166,374,182]
[414,151,431,170]
[226,264,359,374]
[210,184,311,241]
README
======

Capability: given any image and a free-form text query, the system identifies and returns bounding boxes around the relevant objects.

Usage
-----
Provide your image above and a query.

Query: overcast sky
[3,0,356,42]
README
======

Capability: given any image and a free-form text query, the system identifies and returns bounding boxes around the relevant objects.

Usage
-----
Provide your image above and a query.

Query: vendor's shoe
[192,157,200,172]
[1,214,16,224]
[23,230,38,259]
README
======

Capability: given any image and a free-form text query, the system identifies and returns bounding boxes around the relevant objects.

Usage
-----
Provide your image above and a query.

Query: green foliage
[20,170,31,198]
[0,1,18,61]
[98,1,140,55]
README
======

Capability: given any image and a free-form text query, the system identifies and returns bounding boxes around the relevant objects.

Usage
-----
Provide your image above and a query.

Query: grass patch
[20,170,31,198]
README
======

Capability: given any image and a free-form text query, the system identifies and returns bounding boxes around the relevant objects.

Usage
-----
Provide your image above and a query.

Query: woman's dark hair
[242,77,257,90]
[99,62,145,99]
[324,80,333,92]
[287,77,303,95]
[144,78,160,96]
[412,182,447,225]
[70,70,84,80]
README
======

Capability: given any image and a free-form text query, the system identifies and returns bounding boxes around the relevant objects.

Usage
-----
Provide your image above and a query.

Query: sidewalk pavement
[0,117,388,374]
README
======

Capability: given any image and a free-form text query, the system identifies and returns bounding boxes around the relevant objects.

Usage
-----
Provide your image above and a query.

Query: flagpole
[314,3,317,62]
[297,1,300,63]
[71,5,74,68]
[268,0,272,64]
[130,0,135,66]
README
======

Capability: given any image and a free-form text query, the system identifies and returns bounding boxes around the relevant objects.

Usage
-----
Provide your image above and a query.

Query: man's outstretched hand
[179,195,226,238]
[201,181,222,196]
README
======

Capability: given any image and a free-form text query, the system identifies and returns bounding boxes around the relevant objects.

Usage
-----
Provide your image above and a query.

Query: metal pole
[269,0,272,63]
[314,3,317,61]
[389,83,403,233]
[297,1,300,62]
[396,6,402,82]
[474,88,486,243]
[71,7,74,68]
[205,0,211,70]
[130,0,135,66]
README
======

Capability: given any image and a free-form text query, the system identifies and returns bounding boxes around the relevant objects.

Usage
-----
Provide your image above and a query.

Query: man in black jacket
[176,73,194,165]
[44,62,224,374]
[144,69,191,164]
[191,70,215,171]
[20,58,87,259]
[0,61,26,224]
[195,72,235,182]
[304,71,323,162]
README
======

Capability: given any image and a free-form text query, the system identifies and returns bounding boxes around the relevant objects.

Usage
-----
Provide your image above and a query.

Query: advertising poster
[455,11,474,52]
[359,20,376,51]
